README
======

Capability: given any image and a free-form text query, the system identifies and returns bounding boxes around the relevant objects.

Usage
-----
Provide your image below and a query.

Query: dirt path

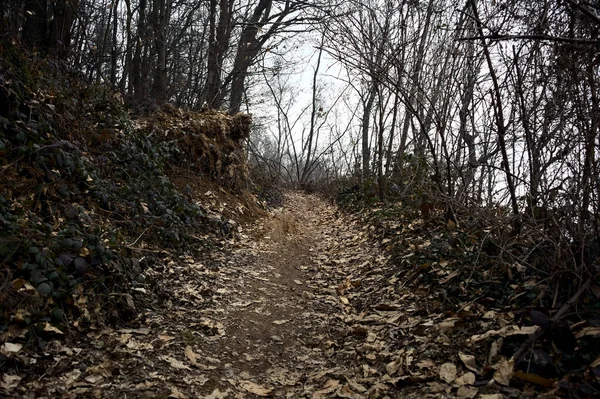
[187,192,385,397]
[13,192,395,398]
[8,192,579,398]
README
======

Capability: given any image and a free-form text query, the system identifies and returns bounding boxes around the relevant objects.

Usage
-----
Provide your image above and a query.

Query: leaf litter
[3,192,597,398]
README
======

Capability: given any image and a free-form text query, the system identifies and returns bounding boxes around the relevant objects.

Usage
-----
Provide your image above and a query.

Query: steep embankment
[0,43,259,380]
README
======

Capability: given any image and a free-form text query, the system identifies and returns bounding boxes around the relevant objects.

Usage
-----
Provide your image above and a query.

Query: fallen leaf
[455,372,476,386]
[512,371,556,388]
[313,379,340,397]
[575,326,600,339]
[458,352,479,373]
[273,319,290,325]
[427,381,447,393]
[456,385,478,398]
[84,374,104,384]
[240,380,272,396]
[169,384,188,398]
[439,362,457,383]
[205,388,229,399]
[385,359,403,376]
[184,346,200,366]
[439,318,459,332]
[160,355,191,370]
[492,358,514,386]
[0,374,21,391]
[336,384,363,399]
[345,378,367,393]
[43,322,64,335]
[469,325,537,343]
[0,342,22,355]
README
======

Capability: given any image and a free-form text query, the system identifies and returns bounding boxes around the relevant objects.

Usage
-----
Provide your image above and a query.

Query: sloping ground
[0,43,258,334]
[6,191,595,398]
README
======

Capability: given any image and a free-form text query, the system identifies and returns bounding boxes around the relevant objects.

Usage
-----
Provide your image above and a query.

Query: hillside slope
[0,44,259,342]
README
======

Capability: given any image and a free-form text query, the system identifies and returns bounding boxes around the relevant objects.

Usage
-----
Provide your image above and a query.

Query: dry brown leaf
[488,338,503,365]
[575,326,600,339]
[427,381,448,393]
[0,374,21,391]
[455,372,476,386]
[456,385,478,398]
[310,368,338,381]
[204,388,229,399]
[416,359,435,369]
[42,322,64,335]
[492,358,514,386]
[313,379,340,397]
[458,352,479,373]
[61,369,82,387]
[345,378,367,393]
[169,384,188,398]
[240,380,272,396]
[160,355,191,370]
[184,346,200,366]
[439,318,459,332]
[385,358,403,376]
[512,371,556,388]
[469,325,537,343]
[336,384,364,399]
[439,362,457,383]
[84,374,104,384]
[0,342,22,355]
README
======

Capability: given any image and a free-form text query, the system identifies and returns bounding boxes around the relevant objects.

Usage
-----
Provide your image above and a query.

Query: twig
[126,226,151,247]
[511,277,592,363]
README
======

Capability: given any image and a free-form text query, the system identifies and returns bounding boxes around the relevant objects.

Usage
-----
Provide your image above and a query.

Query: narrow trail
[183,192,390,397]
[20,192,399,398]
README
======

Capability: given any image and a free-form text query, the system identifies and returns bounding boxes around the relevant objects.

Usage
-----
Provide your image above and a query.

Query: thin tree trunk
[152,0,168,102]
[469,0,519,218]
[203,0,232,108]
[110,0,119,87]
[133,0,147,99]
[121,0,133,95]
[394,0,435,177]
[300,39,324,184]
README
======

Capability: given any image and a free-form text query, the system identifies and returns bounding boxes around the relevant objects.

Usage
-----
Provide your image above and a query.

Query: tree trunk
[361,82,376,181]
[110,0,119,87]
[23,0,47,50]
[394,0,435,177]
[203,0,232,109]
[133,0,147,100]
[152,0,169,102]
[470,0,520,218]
[229,0,273,114]
[121,0,134,95]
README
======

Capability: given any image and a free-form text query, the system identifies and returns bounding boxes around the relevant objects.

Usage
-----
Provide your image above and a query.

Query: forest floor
[9,192,533,398]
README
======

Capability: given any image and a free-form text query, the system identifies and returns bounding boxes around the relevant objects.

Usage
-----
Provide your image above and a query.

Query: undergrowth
[0,43,250,347]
